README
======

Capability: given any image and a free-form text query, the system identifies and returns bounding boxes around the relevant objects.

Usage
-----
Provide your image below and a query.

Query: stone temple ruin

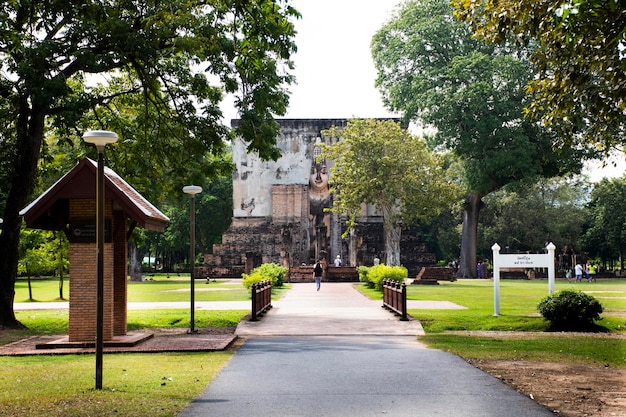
[201,119,436,280]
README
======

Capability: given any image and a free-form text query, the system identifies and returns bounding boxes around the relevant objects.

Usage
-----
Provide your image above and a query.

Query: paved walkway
[178,283,556,417]
[235,282,426,336]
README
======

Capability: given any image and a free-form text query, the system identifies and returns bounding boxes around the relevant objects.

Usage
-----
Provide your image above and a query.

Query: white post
[547,242,556,294]
[491,243,501,316]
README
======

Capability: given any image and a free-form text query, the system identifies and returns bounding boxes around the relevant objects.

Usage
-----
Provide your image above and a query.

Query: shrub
[537,290,603,331]
[366,264,408,291]
[241,263,287,290]
[357,266,371,286]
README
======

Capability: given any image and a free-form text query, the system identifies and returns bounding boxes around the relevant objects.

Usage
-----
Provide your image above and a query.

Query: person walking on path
[313,260,323,291]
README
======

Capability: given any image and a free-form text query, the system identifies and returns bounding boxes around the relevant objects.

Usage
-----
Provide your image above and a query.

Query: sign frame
[491,242,556,316]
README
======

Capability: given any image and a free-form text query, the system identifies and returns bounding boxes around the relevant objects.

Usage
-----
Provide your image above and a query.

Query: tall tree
[453,0,626,152]
[0,1,299,328]
[371,0,582,277]
[321,119,457,266]
[581,177,626,270]
[479,177,588,257]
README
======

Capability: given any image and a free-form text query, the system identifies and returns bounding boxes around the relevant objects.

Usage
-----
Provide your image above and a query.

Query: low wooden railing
[250,280,272,321]
[382,279,408,321]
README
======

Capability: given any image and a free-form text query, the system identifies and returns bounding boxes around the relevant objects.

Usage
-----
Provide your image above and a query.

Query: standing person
[477,260,484,278]
[373,255,380,266]
[313,260,323,291]
[574,262,583,282]
[451,259,458,272]
[586,262,595,282]
[334,255,342,267]
[589,263,597,282]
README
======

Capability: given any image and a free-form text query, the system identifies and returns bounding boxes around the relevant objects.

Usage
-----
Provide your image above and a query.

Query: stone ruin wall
[201,119,437,279]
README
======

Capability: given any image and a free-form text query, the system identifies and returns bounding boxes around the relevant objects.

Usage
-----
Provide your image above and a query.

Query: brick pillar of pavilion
[68,199,128,342]
[112,209,127,336]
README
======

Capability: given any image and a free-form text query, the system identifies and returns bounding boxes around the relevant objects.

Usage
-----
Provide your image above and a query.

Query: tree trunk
[382,205,402,266]
[457,192,484,278]
[128,241,143,281]
[27,268,33,301]
[0,213,24,328]
[59,273,64,300]
[0,101,45,329]
[58,232,65,300]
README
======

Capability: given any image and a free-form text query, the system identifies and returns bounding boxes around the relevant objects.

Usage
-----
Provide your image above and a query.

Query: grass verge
[358,278,626,368]
[0,351,233,417]
[1,309,248,417]
[14,277,291,303]
[419,333,626,368]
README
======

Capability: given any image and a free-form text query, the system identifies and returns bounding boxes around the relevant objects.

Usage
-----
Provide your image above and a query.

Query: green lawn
[358,278,626,333]
[1,305,248,417]
[15,275,291,303]
[0,352,233,417]
[14,275,252,303]
[358,278,626,369]
[420,333,625,367]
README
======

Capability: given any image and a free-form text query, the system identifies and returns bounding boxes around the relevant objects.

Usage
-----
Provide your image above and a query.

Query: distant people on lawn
[587,262,597,282]
[574,262,584,282]
[565,268,572,282]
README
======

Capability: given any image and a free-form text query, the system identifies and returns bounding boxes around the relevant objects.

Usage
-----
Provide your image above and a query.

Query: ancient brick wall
[205,119,437,278]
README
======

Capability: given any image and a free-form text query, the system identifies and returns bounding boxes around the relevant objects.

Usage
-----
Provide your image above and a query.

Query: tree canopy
[0,0,299,328]
[321,119,457,266]
[479,177,588,256]
[371,0,582,276]
[453,0,626,152]
[581,177,626,270]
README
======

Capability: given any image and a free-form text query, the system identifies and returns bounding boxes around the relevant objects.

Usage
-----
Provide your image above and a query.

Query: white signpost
[491,242,556,316]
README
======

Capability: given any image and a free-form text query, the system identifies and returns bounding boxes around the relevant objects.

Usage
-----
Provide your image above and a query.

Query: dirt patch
[0,327,238,356]
[446,331,626,416]
[468,359,626,417]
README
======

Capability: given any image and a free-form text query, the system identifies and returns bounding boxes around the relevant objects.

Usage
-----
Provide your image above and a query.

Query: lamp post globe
[83,130,118,150]
[183,185,202,195]
[183,185,202,333]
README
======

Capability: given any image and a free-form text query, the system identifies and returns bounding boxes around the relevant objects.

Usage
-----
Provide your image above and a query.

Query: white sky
[585,154,626,182]
[220,0,625,181]
[221,0,401,122]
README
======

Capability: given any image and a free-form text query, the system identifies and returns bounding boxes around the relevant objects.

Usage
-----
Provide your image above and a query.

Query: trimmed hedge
[358,264,407,290]
[242,263,287,290]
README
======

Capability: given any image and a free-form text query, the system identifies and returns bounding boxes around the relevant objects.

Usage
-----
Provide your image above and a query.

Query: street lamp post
[183,185,202,333]
[83,130,118,390]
